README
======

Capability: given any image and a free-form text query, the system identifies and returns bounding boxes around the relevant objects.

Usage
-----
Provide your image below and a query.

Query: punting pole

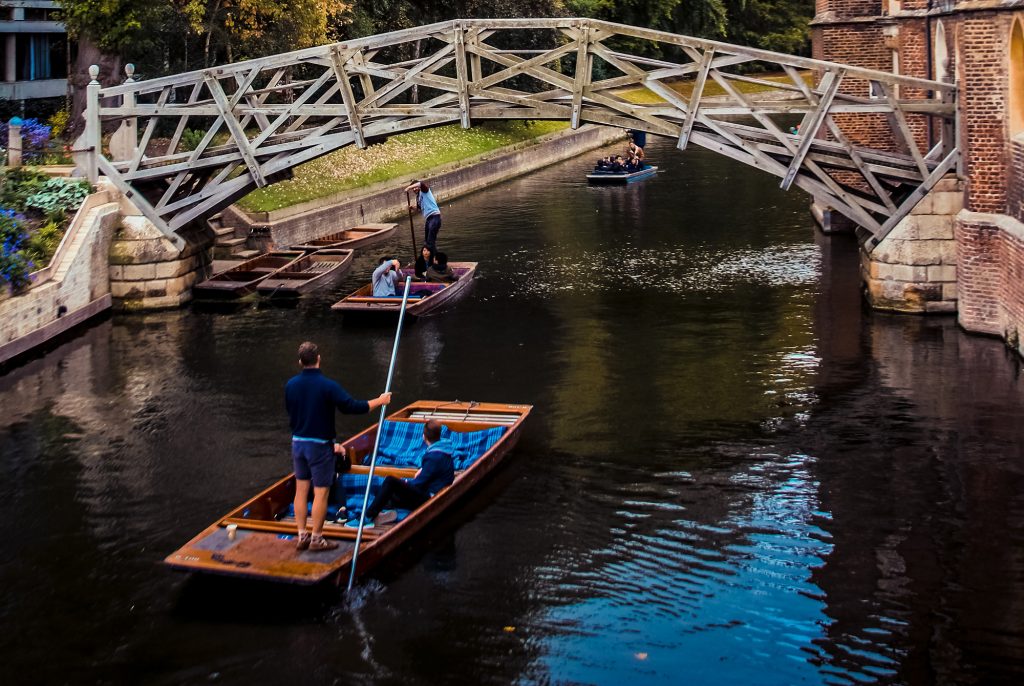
[347,275,413,592]
[405,190,418,263]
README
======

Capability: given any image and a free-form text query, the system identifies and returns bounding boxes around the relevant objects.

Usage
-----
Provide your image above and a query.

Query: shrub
[24,178,90,217]
[47,108,70,139]
[0,167,50,209]
[180,128,206,152]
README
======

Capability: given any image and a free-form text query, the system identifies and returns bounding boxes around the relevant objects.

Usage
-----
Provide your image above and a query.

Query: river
[2,137,1023,685]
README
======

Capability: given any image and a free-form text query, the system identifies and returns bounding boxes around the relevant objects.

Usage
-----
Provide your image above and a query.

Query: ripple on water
[491,243,821,298]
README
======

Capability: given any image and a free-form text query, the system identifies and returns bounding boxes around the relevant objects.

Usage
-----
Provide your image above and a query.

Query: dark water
[3,138,1024,685]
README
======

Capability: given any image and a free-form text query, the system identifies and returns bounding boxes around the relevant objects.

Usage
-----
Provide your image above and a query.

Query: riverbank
[224,124,624,250]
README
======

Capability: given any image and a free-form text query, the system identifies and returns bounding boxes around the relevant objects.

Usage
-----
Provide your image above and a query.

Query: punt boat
[586,164,658,185]
[193,250,304,298]
[330,262,477,317]
[291,223,398,252]
[164,400,532,585]
[256,249,354,297]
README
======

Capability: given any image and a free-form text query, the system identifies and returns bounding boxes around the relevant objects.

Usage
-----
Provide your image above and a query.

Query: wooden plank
[679,47,714,150]
[205,74,267,187]
[454,25,472,128]
[879,80,930,179]
[570,24,591,129]
[127,86,170,174]
[781,69,843,190]
[330,47,366,149]
[96,156,186,248]
[866,150,959,249]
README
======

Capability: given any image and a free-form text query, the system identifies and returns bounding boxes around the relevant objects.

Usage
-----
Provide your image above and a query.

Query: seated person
[611,155,626,172]
[355,419,453,526]
[413,245,433,280]
[628,141,645,162]
[372,256,402,296]
[425,251,459,283]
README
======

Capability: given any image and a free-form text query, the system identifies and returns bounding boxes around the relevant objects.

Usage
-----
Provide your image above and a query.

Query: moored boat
[586,164,658,185]
[193,251,304,299]
[330,262,478,317]
[291,223,398,252]
[163,400,532,585]
[256,249,354,297]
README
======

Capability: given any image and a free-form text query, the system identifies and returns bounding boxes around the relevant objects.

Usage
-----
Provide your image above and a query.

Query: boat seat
[364,420,507,470]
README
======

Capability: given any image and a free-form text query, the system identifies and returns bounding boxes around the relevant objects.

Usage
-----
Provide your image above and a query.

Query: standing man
[404,179,442,251]
[285,341,391,552]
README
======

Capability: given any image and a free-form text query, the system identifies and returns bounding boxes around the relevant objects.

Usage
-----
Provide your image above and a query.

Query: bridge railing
[81,18,957,249]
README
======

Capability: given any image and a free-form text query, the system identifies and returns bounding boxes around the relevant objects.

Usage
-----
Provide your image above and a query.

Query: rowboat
[330,262,477,317]
[291,223,398,252]
[164,400,532,585]
[193,250,304,298]
[256,249,354,297]
[586,164,658,184]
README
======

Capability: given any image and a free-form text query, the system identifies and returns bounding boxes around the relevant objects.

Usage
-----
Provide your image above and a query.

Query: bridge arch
[81,18,957,250]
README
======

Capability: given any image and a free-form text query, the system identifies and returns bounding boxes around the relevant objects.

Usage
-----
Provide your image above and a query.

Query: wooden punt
[256,249,354,297]
[291,223,398,252]
[193,251,304,298]
[330,262,477,317]
[586,165,658,185]
[163,400,532,585]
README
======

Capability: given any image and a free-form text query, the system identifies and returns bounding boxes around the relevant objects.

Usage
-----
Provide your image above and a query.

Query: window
[1011,19,1024,136]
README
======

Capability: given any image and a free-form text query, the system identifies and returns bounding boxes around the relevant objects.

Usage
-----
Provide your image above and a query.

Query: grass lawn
[617,71,814,104]
[238,120,568,213]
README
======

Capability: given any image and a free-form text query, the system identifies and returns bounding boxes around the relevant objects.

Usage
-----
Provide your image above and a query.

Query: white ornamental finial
[125,63,135,80]
[88,64,100,83]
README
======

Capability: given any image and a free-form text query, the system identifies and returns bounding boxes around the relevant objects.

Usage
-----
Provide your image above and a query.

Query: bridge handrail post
[85,65,101,184]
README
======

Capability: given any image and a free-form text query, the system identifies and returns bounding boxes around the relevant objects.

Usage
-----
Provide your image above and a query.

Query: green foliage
[0,168,51,210]
[25,219,65,265]
[180,128,207,152]
[24,178,91,218]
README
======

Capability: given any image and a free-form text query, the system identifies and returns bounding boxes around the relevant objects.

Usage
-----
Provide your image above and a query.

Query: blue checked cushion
[365,420,427,467]
[332,472,385,515]
[441,425,507,470]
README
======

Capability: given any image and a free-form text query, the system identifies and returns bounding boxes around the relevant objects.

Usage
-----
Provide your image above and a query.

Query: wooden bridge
[81,18,958,250]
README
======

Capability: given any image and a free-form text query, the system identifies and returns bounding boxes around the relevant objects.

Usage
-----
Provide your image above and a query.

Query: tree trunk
[68,35,122,139]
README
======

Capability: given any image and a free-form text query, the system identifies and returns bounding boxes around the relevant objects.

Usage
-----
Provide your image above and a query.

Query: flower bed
[0,168,91,289]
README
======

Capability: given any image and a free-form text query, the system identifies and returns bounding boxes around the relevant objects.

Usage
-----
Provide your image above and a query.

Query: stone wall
[0,194,120,366]
[227,124,624,250]
[863,177,962,313]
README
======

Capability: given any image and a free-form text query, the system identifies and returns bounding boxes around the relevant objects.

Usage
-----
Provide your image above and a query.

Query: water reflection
[1,139,1023,684]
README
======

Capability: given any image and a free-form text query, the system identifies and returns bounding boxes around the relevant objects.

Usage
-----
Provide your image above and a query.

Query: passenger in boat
[356,419,454,527]
[413,245,433,280]
[372,256,403,297]
[286,341,392,552]
[611,155,626,172]
[425,251,459,283]
[404,179,442,251]
[628,140,645,163]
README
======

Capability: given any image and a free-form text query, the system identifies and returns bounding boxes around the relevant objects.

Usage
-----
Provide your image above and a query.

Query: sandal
[309,535,339,552]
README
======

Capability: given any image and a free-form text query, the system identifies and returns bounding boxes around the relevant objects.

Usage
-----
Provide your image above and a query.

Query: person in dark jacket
[356,419,454,526]
[285,341,391,552]
[413,245,433,280]
[425,251,459,283]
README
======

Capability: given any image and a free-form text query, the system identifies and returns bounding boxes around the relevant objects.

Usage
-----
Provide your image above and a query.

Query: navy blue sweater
[408,445,455,496]
[285,368,370,441]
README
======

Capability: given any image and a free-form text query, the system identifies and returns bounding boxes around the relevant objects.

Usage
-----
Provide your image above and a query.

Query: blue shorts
[292,440,336,488]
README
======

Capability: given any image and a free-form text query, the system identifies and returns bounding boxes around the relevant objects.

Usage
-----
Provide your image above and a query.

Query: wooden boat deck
[194,251,304,298]
[330,262,477,316]
[291,223,398,252]
[256,249,354,296]
[164,400,531,585]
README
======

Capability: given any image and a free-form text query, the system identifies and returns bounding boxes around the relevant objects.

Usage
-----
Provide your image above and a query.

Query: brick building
[813,0,1024,355]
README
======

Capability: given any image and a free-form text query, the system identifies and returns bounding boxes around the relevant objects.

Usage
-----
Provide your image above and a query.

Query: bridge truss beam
[84,18,958,249]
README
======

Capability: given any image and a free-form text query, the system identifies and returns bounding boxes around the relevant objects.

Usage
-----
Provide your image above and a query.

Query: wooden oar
[347,275,413,593]
[405,190,418,264]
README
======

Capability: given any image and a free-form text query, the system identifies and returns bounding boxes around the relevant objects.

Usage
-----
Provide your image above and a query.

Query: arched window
[1010,19,1024,136]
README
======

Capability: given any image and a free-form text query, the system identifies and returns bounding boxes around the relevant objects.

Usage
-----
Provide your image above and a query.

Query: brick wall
[959,14,1012,214]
